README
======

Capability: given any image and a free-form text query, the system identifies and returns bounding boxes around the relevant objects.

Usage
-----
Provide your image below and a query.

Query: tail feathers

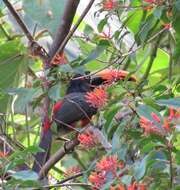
[32,129,52,174]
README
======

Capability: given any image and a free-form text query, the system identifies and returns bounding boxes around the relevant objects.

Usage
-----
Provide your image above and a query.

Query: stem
[137,34,163,91]
[0,23,11,40]
[38,137,79,179]
[167,143,173,188]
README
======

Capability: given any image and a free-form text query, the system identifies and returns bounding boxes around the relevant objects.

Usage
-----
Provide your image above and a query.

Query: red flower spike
[151,112,161,123]
[64,166,81,177]
[78,131,97,148]
[89,172,106,189]
[85,87,107,108]
[162,118,170,131]
[164,23,171,30]
[96,155,118,176]
[168,107,175,121]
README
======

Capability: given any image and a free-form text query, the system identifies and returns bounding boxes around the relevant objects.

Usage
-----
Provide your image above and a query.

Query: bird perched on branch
[32,69,136,174]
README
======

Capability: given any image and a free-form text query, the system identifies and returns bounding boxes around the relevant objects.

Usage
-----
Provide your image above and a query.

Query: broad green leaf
[23,0,66,35]
[97,17,108,33]
[80,45,106,65]
[133,154,149,180]
[6,87,42,114]
[11,170,38,181]
[0,39,26,112]
[156,97,180,108]
[48,82,61,101]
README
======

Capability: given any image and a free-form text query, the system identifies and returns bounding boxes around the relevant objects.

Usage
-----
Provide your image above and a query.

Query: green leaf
[48,83,61,101]
[156,98,180,108]
[23,0,66,35]
[133,154,149,180]
[11,170,38,181]
[97,18,108,33]
[6,87,42,114]
[80,45,106,65]
[0,39,26,112]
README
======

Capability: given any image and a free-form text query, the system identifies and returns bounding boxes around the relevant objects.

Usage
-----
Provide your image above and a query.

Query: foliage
[0,0,179,189]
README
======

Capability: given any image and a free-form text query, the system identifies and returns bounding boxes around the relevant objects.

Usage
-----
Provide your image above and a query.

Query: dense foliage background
[0,0,179,189]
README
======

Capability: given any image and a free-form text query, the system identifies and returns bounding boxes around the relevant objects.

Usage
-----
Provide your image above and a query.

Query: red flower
[110,184,125,190]
[119,161,125,169]
[151,112,161,123]
[78,131,97,148]
[85,87,107,108]
[127,182,137,190]
[0,151,9,158]
[96,155,118,176]
[140,116,163,136]
[103,0,117,10]
[51,52,68,65]
[162,118,170,131]
[143,0,154,3]
[89,172,106,189]
[168,107,175,121]
[64,166,81,177]
[164,23,172,30]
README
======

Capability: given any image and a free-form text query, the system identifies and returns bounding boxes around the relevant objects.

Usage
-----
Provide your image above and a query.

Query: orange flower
[85,87,107,108]
[89,172,106,189]
[96,155,118,176]
[168,107,175,121]
[127,182,137,190]
[64,166,81,177]
[51,52,68,65]
[78,131,97,148]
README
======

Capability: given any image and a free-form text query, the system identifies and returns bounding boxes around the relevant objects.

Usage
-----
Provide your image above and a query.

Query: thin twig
[2,0,34,42]
[38,137,79,179]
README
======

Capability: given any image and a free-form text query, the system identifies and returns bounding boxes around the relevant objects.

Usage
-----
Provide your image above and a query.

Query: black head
[66,74,92,94]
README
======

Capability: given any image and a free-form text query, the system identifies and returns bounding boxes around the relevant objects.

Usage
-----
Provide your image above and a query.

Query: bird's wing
[53,92,97,127]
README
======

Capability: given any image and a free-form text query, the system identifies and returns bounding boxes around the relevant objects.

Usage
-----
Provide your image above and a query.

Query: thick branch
[38,137,79,179]
[48,0,80,59]
[49,0,96,63]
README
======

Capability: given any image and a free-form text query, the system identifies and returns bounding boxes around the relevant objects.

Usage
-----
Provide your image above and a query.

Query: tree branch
[48,0,80,59]
[38,137,79,180]
[2,0,34,42]
[49,0,96,63]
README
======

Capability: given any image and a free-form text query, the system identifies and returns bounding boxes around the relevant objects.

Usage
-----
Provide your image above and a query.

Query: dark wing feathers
[53,92,97,129]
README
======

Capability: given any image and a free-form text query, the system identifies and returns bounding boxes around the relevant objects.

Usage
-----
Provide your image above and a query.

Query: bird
[32,69,136,173]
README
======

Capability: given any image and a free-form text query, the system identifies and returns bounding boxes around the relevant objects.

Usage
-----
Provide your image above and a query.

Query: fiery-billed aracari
[32,69,136,173]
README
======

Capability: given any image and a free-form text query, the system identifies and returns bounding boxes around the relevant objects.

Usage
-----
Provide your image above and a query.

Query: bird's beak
[92,69,137,83]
